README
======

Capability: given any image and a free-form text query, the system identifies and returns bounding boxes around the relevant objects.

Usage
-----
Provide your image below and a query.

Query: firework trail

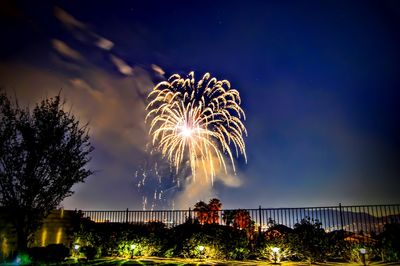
[145,72,247,184]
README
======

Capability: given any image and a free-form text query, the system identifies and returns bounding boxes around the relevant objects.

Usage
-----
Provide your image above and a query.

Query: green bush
[73,220,167,256]
[258,224,293,262]
[81,246,100,260]
[288,218,328,263]
[28,244,69,262]
[46,244,70,262]
[173,223,250,260]
[117,237,163,257]
[326,230,351,260]
[379,223,400,262]
[27,247,47,262]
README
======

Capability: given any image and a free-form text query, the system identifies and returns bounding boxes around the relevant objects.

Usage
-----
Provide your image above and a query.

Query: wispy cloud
[54,7,114,52]
[110,54,133,76]
[151,64,165,76]
[54,6,86,30]
[52,39,83,61]
[95,37,114,50]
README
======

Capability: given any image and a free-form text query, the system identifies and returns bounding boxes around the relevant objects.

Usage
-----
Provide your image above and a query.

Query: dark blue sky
[1,0,399,209]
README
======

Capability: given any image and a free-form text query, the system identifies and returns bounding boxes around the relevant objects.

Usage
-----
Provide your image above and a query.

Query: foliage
[208,198,222,224]
[73,221,167,257]
[193,198,222,224]
[288,218,328,263]
[80,246,100,260]
[325,230,351,260]
[0,92,93,250]
[70,207,400,263]
[232,209,253,230]
[176,223,250,260]
[222,210,235,226]
[379,223,400,262]
[194,201,209,224]
[259,224,293,262]
[117,238,161,257]
[28,244,69,262]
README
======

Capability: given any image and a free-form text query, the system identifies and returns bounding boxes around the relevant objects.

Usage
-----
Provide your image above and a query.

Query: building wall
[0,209,77,259]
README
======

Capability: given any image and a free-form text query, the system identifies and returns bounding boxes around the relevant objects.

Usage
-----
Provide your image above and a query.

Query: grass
[60,257,400,266]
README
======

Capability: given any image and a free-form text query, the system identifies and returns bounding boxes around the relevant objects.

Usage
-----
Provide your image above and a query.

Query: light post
[271,247,280,264]
[359,248,366,266]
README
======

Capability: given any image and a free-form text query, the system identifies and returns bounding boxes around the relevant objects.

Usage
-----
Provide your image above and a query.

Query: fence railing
[81,203,400,234]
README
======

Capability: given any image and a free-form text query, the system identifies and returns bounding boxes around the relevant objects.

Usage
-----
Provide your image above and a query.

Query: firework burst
[145,72,247,183]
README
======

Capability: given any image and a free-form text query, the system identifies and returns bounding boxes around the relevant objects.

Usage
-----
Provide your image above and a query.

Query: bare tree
[0,92,94,251]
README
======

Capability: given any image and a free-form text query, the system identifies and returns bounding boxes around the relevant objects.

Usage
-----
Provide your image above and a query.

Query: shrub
[326,230,351,260]
[379,223,400,262]
[117,237,162,257]
[175,223,250,260]
[81,246,100,260]
[27,247,47,262]
[29,244,69,262]
[288,218,328,263]
[45,244,70,262]
[259,224,293,262]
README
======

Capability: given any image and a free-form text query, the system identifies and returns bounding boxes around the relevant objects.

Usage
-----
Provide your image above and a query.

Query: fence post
[126,208,129,223]
[188,207,192,223]
[339,203,344,231]
[259,205,262,234]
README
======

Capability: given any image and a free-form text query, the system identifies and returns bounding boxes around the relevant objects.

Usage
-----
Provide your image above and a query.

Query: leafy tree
[193,201,209,224]
[0,92,93,251]
[233,209,253,230]
[208,198,222,224]
[193,198,222,224]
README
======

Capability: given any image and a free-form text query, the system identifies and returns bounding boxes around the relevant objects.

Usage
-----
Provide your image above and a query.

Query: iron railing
[81,203,400,233]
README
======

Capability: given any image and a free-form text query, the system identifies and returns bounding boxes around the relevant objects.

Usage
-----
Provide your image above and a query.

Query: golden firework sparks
[145,72,247,184]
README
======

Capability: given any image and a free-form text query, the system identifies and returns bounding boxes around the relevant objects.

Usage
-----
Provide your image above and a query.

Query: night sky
[1,0,400,210]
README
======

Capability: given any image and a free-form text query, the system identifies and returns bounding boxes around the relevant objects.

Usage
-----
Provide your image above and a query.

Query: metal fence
[81,203,400,234]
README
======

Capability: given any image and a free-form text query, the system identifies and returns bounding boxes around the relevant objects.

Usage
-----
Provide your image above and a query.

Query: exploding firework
[145,72,247,183]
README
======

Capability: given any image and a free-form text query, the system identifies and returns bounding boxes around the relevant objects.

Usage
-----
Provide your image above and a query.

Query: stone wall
[0,209,78,259]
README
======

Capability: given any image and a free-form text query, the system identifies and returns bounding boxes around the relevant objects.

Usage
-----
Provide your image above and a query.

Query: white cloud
[151,64,165,76]
[110,54,133,75]
[95,37,114,50]
[54,7,86,30]
[52,39,83,61]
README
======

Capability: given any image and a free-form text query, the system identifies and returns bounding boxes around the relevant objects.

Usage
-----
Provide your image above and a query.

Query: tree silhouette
[233,209,256,241]
[193,198,222,224]
[233,209,252,230]
[193,201,209,224]
[0,92,93,251]
[208,198,222,224]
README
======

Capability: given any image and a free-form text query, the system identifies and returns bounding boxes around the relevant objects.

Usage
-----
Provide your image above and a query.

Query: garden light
[130,244,137,259]
[74,244,80,251]
[359,248,366,266]
[198,245,205,252]
[271,247,280,264]
[271,247,280,253]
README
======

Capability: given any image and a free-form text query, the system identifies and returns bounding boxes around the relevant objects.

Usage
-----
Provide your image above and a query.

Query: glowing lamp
[131,244,137,250]
[271,247,280,253]
[74,244,80,250]
[359,248,366,254]
[198,245,205,252]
